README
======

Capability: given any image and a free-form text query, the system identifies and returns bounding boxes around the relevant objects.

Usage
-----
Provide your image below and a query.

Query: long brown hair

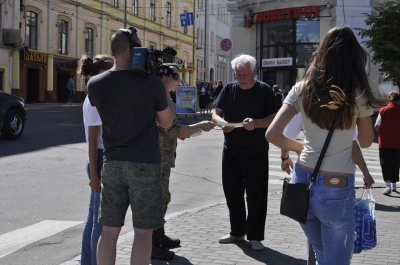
[301,25,379,130]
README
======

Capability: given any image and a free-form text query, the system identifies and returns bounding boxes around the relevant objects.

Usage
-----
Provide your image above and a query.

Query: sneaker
[151,245,174,260]
[218,234,245,244]
[383,188,391,195]
[158,234,181,248]
[250,240,265,251]
[392,184,397,192]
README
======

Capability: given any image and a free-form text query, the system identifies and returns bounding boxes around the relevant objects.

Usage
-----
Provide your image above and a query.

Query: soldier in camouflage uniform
[152,117,215,260]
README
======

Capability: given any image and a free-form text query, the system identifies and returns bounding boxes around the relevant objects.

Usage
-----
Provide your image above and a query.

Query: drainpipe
[204,0,207,81]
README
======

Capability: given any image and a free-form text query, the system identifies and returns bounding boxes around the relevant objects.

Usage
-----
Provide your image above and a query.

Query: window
[166,2,172,28]
[26,11,38,50]
[85,28,94,57]
[58,20,68,55]
[150,0,156,21]
[196,27,200,47]
[132,0,138,15]
[113,0,119,8]
[210,32,215,51]
[296,17,319,43]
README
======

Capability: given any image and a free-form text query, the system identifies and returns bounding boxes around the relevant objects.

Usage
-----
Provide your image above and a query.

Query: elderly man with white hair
[212,54,277,251]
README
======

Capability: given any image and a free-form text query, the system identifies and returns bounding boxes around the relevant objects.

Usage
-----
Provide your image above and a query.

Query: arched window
[58,20,69,54]
[85,27,95,57]
[26,11,38,50]
[166,2,172,28]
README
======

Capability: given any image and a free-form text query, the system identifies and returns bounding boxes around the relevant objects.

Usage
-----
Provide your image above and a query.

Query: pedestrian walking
[374,91,400,195]
[67,73,76,103]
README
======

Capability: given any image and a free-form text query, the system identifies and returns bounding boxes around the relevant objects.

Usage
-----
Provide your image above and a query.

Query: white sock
[392,183,397,189]
[386,183,391,188]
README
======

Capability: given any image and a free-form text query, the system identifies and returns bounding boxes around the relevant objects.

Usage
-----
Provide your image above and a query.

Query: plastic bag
[354,188,377,253]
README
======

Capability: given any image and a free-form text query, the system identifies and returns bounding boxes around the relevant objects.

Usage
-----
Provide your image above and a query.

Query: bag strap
[310,124,335,183]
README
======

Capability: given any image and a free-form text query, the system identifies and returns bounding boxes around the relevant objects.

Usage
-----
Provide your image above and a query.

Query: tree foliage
[358,0,400,85]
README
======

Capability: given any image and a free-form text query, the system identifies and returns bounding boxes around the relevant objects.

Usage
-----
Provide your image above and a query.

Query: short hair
[388,91,400,102]
[111,31,130,56]
[273,85,280,92]
[231,54,257,72]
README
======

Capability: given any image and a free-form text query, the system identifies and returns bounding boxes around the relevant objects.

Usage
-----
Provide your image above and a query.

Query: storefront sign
[176,86,197,114]
[217,56,227,64]
[187,62,194,71]
[262,57,293,67]
[256,6,321,23]
[54,60,78,68]
[22,51,47,63]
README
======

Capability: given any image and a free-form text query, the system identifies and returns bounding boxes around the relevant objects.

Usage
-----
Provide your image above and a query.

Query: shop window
[58,20,69,55]
[296,17,319,43]
[26,11,38,50]
[262,20,293,46]
[296,44,317,67]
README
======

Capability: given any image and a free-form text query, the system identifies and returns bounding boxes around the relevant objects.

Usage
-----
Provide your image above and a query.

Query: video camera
[117,27,181,80]
[130,46,180,80]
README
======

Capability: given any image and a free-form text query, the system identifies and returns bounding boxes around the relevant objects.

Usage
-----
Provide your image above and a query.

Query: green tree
[358,0,400,85]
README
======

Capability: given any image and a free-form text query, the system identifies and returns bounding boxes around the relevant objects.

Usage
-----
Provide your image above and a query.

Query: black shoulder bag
[280,125,335,224]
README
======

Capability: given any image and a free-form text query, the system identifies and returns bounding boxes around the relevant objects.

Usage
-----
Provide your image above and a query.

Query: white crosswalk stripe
[0,220,82,259]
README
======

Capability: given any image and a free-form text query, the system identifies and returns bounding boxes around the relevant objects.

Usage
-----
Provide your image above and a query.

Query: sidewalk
[111,187,399,265]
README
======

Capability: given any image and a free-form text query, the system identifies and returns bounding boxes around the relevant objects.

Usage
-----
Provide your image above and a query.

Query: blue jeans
[81,150,103,265]
[292,164,356,265]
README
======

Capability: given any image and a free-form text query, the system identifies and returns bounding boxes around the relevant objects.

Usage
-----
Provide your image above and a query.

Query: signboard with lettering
[176,86,197,114]
[21,50,48,64]
[262,57,293,67]
[256,6,321,23]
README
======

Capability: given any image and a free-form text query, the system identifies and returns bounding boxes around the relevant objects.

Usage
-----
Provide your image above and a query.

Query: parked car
[0,91,27,140]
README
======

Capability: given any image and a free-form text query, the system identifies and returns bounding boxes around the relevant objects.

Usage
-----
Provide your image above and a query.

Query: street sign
[220,38,232,51]
[180,12,194,27]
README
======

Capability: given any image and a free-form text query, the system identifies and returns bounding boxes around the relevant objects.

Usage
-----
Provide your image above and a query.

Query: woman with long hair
[266,25,380,265]
[79,53,114,265]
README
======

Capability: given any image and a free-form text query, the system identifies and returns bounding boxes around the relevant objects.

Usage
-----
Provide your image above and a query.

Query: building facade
[227,0,398,95]
[0,0,196,102]
[195,0,233,86]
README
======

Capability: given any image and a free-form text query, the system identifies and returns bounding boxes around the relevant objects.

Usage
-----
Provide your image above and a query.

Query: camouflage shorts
[99,160,164,229]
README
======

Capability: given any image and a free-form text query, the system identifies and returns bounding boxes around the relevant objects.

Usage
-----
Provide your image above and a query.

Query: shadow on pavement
[235,241,307,265]
[151,254,194,265]
[0,103,85,157]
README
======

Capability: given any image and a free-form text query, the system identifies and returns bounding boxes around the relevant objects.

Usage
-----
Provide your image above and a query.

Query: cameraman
[152,66,216,260]
[88,28,175,265]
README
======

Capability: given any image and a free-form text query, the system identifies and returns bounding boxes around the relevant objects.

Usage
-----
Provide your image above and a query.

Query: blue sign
[180,12,194,27]
[220,38,232,51]
[176,86,197,114]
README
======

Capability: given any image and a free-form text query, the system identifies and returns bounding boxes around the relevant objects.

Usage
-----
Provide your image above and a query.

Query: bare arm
[356,116,374,148]
[265,104,303,155]
[178,121,216,140]
[352,140,375,188]
[88,125,101,192]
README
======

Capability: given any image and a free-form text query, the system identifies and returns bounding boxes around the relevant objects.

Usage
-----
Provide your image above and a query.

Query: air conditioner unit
[2,29,22,47]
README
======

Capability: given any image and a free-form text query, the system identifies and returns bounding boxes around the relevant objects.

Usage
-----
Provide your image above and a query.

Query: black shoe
[159,234,181,248]
[151,245,174,260]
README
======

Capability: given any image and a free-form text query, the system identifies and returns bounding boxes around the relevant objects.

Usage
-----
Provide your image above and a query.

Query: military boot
[153,227,181,248]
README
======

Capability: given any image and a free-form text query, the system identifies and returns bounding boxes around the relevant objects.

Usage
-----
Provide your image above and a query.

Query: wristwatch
[281,155,289,161]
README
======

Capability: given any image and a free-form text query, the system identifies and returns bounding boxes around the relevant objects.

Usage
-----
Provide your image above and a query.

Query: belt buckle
[324,176,346,188]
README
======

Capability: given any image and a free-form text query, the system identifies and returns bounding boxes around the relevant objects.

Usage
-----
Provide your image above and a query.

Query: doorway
[261,68,292,95]
[57,72,71,102]
[27,68,40,103]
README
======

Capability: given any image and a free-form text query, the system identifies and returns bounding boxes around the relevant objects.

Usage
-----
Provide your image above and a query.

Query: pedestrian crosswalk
[0,220,82,259]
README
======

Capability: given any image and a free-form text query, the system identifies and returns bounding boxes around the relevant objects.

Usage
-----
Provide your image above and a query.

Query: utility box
[2,29,22,47]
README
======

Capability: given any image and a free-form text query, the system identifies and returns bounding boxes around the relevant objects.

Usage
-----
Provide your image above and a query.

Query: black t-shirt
[215,80,277,155]
[88,70,168,163]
